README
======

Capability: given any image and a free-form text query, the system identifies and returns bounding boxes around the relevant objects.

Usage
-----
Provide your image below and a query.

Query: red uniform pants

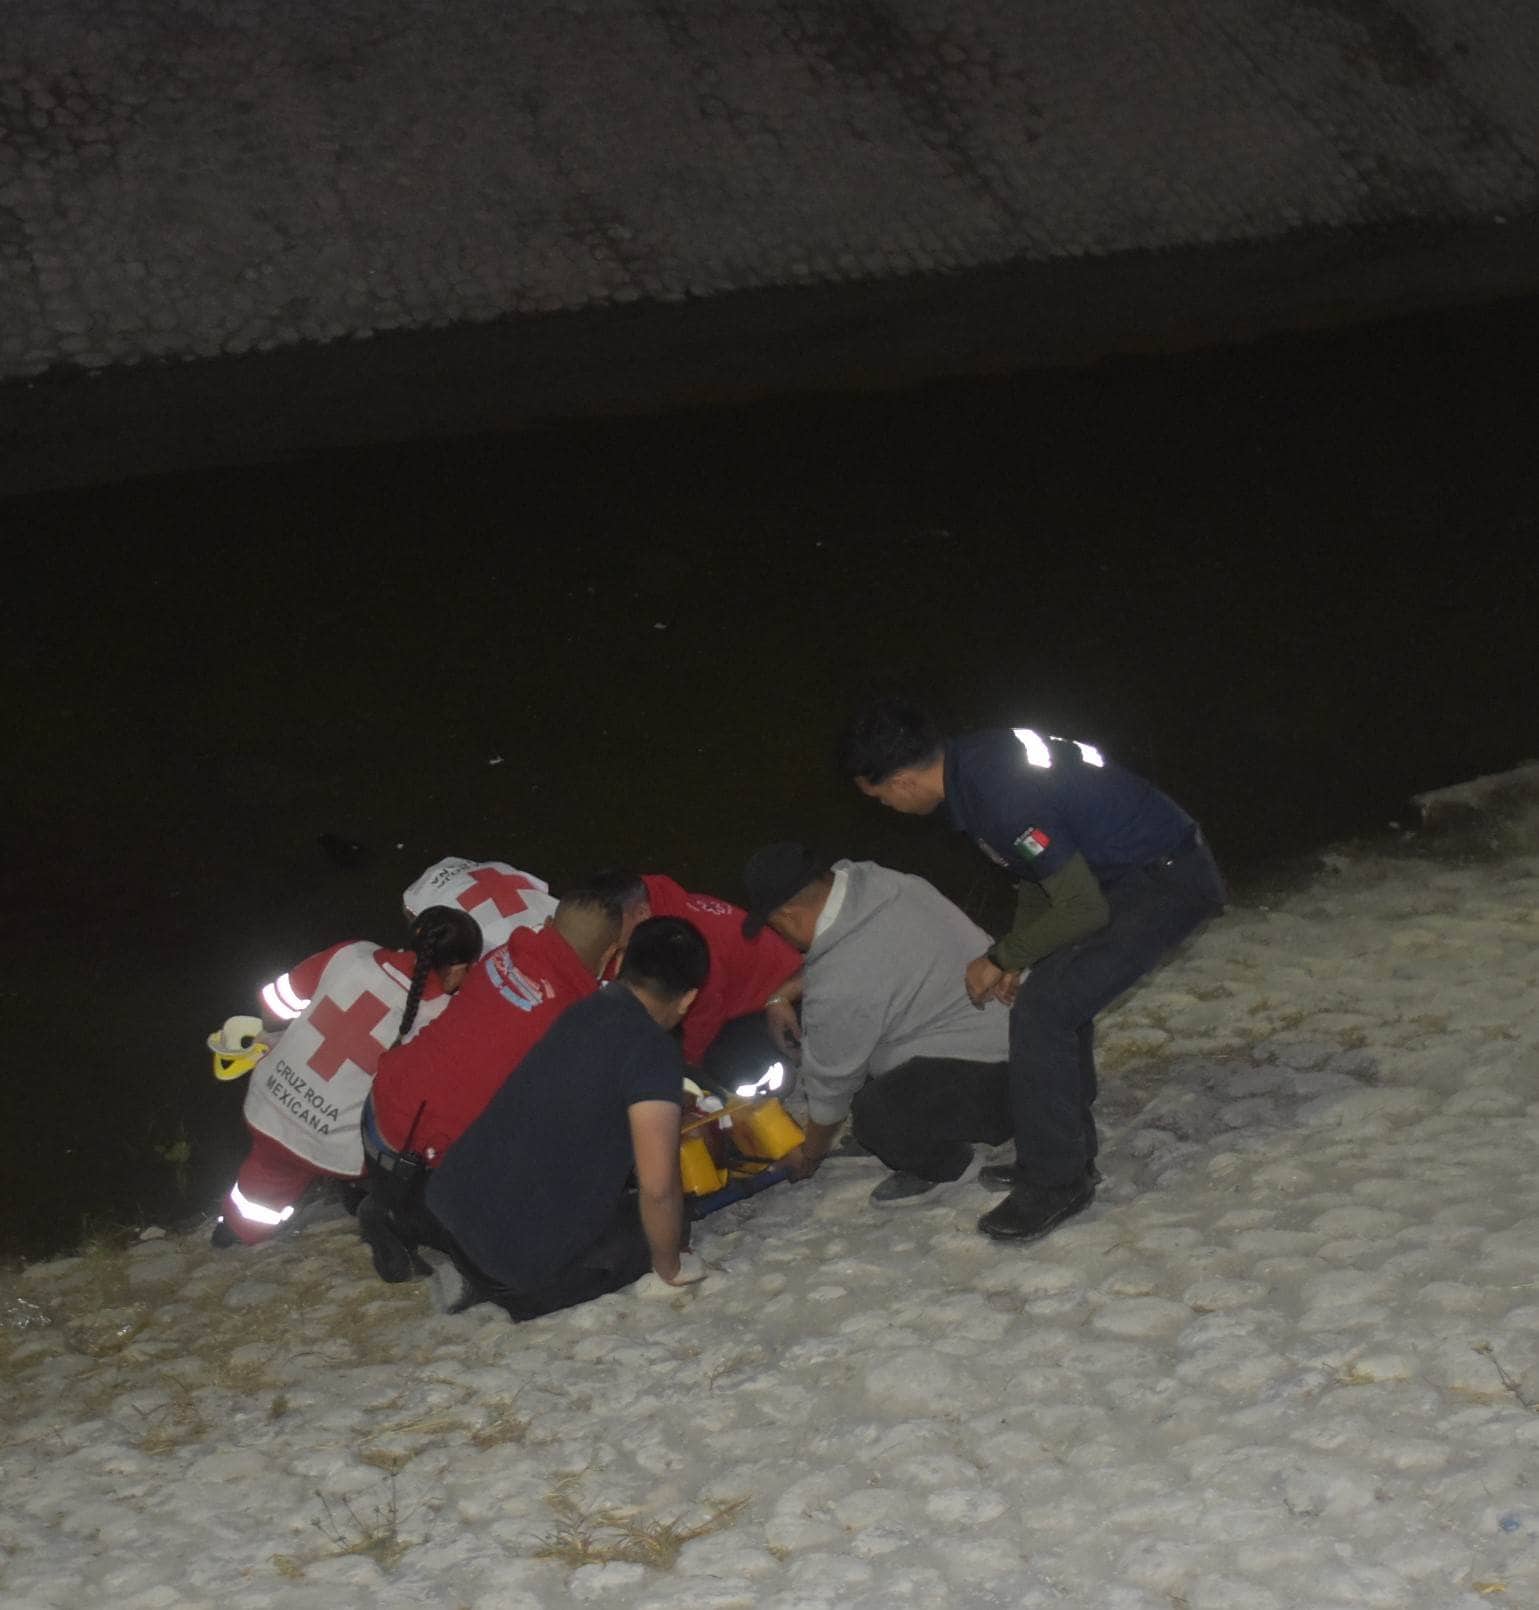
[221,1128,334,1245]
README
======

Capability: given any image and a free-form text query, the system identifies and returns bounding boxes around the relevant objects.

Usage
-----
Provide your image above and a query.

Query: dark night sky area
[3,290,1536,1259]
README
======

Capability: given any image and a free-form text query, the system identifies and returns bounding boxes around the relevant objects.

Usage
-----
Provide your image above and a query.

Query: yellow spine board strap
[727,1097,804,1160]
[679,1136,729,1195]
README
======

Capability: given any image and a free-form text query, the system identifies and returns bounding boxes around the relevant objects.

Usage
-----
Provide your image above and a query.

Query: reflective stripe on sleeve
[260,972,311,1021]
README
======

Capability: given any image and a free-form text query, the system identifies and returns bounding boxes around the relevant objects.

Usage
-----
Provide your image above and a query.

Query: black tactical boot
[977,1176,1095,1242]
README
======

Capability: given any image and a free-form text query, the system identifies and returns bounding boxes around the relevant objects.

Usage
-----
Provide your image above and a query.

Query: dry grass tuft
[1335,1363,1380,1388]
[534,1477,749,1570]
[705,1348,765,1391]
[77,1221,141,1261]
[357,1392,532,1463]
[469,1398,529,1449]
[359,1447,414,1474]
[305,1477,415,1572]
[208,1354,277,1395]
[1243,1000,1308,1031]
[1473,1343,1538,1412]
[1098,1037,1181,1074]
[136,1377,210,1455]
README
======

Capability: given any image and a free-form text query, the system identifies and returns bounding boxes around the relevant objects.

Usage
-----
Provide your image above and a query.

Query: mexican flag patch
[1014,827,1051,859]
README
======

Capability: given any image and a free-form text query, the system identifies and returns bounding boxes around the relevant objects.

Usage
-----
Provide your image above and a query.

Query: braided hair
[397,904,482,1044]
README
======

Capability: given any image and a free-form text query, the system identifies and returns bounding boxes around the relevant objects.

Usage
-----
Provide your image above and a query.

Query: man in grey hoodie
[741,842,1014,1204]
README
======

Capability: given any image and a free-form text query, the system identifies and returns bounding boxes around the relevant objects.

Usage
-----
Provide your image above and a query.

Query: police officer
[838,697,1226,1244]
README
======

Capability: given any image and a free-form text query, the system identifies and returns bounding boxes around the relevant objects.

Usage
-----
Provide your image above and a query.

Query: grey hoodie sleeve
[797,999,885,1126]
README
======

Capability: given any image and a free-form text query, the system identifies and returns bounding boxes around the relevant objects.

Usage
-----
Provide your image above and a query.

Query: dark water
[4,294,1535,1261]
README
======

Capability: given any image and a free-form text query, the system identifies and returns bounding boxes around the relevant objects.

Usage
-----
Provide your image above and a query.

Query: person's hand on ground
[664,1250,708,1285]
[636,1250,709,1297]
[965,953,1004,1007]
[782,1144,820,1181]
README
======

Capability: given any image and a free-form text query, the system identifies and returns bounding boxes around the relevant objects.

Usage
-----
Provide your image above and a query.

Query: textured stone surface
[6,845,1539,1608]
[1,0,1537,383]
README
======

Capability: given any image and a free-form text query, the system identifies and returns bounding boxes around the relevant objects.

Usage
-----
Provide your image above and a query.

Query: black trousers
[1008,839,1225,1186]
[850,1056,1014,1180]
[425,1194,656,1323]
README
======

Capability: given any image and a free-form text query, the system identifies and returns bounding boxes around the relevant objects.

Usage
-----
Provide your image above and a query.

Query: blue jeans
[1009,839,1226,1186]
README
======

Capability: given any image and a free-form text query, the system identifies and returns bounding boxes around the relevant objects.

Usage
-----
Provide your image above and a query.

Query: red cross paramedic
[365,885,625,1169]
[402,856,558,956]
[215,906,481,1246]
[595,872,803,1069]
[355,885,628,1282]
[305,993,391,1081]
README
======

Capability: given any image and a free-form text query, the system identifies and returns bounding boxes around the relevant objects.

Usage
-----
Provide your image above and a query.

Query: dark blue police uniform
[946,728,1226,1187]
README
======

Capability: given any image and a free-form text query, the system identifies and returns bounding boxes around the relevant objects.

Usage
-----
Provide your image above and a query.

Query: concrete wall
[4,0,1538,382]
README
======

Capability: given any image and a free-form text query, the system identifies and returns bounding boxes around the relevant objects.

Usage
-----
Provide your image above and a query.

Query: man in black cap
[742,843,1015,1203]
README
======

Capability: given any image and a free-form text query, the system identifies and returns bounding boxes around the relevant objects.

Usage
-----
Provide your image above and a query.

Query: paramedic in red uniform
[217,906,481,1247]
[365,885,625,1168]
[357,885,625,1281]
[402,855,558,956]
[588,871,803,1075]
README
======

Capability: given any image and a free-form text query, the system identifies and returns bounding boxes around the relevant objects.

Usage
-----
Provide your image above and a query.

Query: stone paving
[2,0,1538,383]
[4,834,1539,1607]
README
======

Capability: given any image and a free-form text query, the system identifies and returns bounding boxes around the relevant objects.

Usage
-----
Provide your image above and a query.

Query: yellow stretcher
[680,1094,803,1215]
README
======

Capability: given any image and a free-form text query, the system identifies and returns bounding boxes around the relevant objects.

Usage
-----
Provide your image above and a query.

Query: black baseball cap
[741,842,829,937]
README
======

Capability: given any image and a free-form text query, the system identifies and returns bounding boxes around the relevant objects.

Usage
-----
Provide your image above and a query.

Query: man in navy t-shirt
[424,917,711,1320]
[839,698,1225,1245]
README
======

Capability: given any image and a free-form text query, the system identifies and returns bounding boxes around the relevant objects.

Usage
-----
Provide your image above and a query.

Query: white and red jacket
[244,941,449,1177]
[401,857,558,955]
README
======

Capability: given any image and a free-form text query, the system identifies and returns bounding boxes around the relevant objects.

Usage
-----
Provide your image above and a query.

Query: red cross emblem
[306,992,391,1080]
[457,866,537,918]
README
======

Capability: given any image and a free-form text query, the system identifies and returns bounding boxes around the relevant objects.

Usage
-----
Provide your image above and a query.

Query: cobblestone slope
[3,0,1537,381]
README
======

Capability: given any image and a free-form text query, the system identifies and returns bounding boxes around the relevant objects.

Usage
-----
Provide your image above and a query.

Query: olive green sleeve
[986,852,1110,969]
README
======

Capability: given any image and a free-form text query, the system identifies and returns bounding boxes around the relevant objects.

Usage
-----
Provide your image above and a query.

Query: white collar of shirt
[813,864,849,941]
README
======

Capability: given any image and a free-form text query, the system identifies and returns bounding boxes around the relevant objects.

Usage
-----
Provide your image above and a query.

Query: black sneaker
[869,1171,942,1206]
[977,1177,1095,1243]
[980,1160,1103,1191]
